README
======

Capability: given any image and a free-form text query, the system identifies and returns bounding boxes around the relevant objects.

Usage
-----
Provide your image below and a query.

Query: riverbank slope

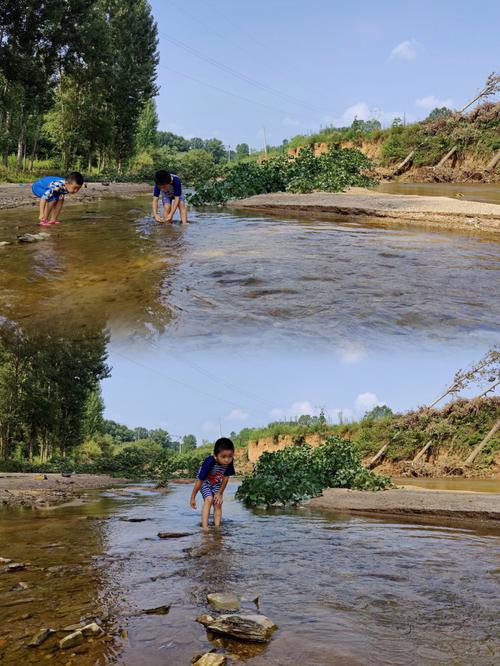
[228,188,500,233]
[0,473,129,508]
[0,181,150,211]
[308,487,500,524]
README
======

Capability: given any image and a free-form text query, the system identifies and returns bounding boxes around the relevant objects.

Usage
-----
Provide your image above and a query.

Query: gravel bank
[0,473,129,508]
[228,188,500,234]
[307,487,500,523]
[0,181,149,211]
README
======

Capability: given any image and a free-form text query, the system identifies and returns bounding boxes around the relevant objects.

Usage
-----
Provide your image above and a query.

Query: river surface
[1,483,499,665]
[0,197,499,350]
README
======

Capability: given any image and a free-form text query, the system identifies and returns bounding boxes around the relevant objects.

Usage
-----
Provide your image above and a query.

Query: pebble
[28,628,55,647]
[59,630,84,649]
[207,592,241,611]
[157,531,192,539]
[192,654,226,666]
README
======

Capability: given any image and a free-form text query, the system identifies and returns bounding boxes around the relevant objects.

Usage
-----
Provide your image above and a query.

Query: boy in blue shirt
[31,171,84,225]
[190,438,235,529]
[152,169,188,224]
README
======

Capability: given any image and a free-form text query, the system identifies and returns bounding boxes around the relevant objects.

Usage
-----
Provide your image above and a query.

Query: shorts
[200,481,222,500]
[31,183,62,203]
[160,191,185,205]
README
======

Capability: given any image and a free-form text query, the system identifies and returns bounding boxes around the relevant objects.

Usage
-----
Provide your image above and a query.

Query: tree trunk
[16,106,25,169]
[464,419,500,466]
[485,150,500,172]
[2,111,12,167]
[412,439,433,463]
[436,145,458,168]
[28,116,42,171]
[393,150,415,176]
[367,443,388,468]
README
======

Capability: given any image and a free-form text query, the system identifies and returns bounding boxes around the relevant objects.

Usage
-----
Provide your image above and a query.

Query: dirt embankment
[0,473,129,509]
[228,188,500,234]
[0,181,150,211]
[307,487,500,524]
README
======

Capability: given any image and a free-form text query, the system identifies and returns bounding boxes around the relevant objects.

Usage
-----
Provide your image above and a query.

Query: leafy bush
[236,436,390,507]
[189,146,374,205]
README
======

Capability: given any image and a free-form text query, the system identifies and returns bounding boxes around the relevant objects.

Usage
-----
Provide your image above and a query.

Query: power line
[157,30,328,115]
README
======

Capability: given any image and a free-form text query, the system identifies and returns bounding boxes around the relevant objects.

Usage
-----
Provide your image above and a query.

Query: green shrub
[236,436,390,506]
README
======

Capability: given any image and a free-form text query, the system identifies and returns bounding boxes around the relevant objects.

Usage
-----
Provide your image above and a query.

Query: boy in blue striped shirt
[190,438,235,529]
[31,171,84,225]
[152,169,188,224]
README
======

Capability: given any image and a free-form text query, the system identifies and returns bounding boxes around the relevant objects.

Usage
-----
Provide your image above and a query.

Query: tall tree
[136,98,159,151]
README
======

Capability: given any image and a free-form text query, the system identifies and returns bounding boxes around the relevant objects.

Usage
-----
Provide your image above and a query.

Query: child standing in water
[31,172,84,225]
[190,438,235,529]
[152,169,188,224]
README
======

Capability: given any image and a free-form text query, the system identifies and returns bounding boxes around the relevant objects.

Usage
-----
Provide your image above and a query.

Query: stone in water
[207,592,241,611]
[207,614,278,643]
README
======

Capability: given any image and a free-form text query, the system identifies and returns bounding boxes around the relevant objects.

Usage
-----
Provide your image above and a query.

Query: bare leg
[214,502,222,527]
[201,497,213,529]
[179,200,188,224]
[44,200,58,220]
[48,198,64,221]
[162,202,171,223]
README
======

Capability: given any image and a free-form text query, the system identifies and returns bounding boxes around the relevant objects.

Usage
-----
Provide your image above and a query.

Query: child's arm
[152,196,161,222]
[214,476,229,505]
[166,196,179,221]
[190,479,202,509]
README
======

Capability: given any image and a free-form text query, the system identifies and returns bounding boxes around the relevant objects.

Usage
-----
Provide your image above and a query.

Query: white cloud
[227,408,249,422]
[354,392,381,413]
[270,401,317,420]
[323,103,408,129]
[339,342,367,365]
[390,39,418,61]
[416,95,453,109]
[283,116,300,127]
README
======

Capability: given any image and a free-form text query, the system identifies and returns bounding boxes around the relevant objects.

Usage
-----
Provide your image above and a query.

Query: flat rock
[11,581,29,591]
[207,592,241,611]
[119,517,150,522]
[28,628,55,647]
[195,614,215,626]
[157,531,192,539]
[207,614,278,643]
[193,654,226,666]
[81,622,103,637]
[17,232,50,243]
[0,241,11,246]
[59,630,84,649]
[0,557,12,564]
[142,604,171,615]
[5,562,26,572]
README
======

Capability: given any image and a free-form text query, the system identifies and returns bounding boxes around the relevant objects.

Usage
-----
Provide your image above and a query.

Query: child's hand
[190,497,197,510]
[214,493,224,506]
[153,214,162,223]
[165,216,173,223]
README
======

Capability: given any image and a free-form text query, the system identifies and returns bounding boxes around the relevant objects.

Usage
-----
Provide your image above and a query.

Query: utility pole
[219,419,222,437]
[262,126,268,154]
[227,145,231,161]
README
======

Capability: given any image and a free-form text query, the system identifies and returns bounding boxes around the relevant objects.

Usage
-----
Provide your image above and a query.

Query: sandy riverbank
[0,181,150,211]
[228,188,500,234]
[307,487,500,524]
[0,473,129,509]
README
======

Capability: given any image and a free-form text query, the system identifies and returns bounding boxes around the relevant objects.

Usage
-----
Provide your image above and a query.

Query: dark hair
[66,171,84,186]
[214,437,235,455]
[155,170,172,185]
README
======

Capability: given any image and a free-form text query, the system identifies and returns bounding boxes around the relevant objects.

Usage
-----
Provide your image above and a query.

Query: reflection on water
[376,182,500,205]
[0,196,499,349]
[1,483,499,665]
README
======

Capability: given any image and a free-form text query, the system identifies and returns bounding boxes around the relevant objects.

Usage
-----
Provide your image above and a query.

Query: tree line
[0,0,158,172]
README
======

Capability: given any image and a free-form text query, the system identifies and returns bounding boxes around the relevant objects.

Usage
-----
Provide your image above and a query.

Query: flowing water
[1,483,499,665]
[0,197,499,350]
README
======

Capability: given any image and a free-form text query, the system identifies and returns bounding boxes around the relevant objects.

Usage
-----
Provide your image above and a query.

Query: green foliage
[236,436,390,506]
[136,99,159,152]
[189,146,374,205]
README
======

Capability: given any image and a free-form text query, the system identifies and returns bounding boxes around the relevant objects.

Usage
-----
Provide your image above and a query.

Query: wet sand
[308,487,500,523]
[0,473,129,508]
[0,181,149,211]
[228,187,500,233]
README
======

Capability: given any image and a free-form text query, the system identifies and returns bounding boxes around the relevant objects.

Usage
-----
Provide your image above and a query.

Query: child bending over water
[152,169,188,224]
[32,172,84,225]
[190,438,235,529]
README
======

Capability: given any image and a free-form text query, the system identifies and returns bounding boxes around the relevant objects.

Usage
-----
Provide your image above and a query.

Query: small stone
[195,614,215,626]
[207,592,241,611]
[59,630,84,649]
[47,565,65,573]
[0,557,12,564]
[141,604,171,615]
[61,624,82,632]
[193,654,226,666]
[28,628,55,647]
[81,622,103,637]
[157,531,192,539]
[0,241,11,247]
[207,614,278,643]
[5,562,26,572]
[119,517,150,522]
[12,581,29,591]
[17,232,50,243]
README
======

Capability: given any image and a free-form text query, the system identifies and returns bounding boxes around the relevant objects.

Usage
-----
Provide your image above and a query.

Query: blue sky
[102,342,486,442]
[149,0,500,148]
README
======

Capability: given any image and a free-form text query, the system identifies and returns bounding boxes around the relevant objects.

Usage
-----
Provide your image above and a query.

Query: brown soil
[308,487,500,524]
[0,473,129,509]
[228,188,500,234]
[0,181,149,211]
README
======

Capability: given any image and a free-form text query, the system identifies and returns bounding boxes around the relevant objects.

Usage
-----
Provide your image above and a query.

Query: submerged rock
[0,241,11,246]
[142,604,171,615]
[81,622,104,637]
[59,630,84,649]
[157,531,192,539]
[28,628,55,647]
[207,592,241,611]
[4,562,26,572]
[11,581,29,591]
[119,517,151,522]
[17,232,50,243]
[195,614,215,626]
[207,614,278,643]
[0,557,12,564]
[192,654,226,666]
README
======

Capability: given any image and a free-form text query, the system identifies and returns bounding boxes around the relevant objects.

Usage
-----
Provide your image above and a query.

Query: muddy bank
[0,181,150,211]
[307,487,500,523]
[0,473,129,508]
[228,187,500,233]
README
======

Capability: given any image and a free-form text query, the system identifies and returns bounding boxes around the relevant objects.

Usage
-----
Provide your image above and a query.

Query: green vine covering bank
[236,437,390,507]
